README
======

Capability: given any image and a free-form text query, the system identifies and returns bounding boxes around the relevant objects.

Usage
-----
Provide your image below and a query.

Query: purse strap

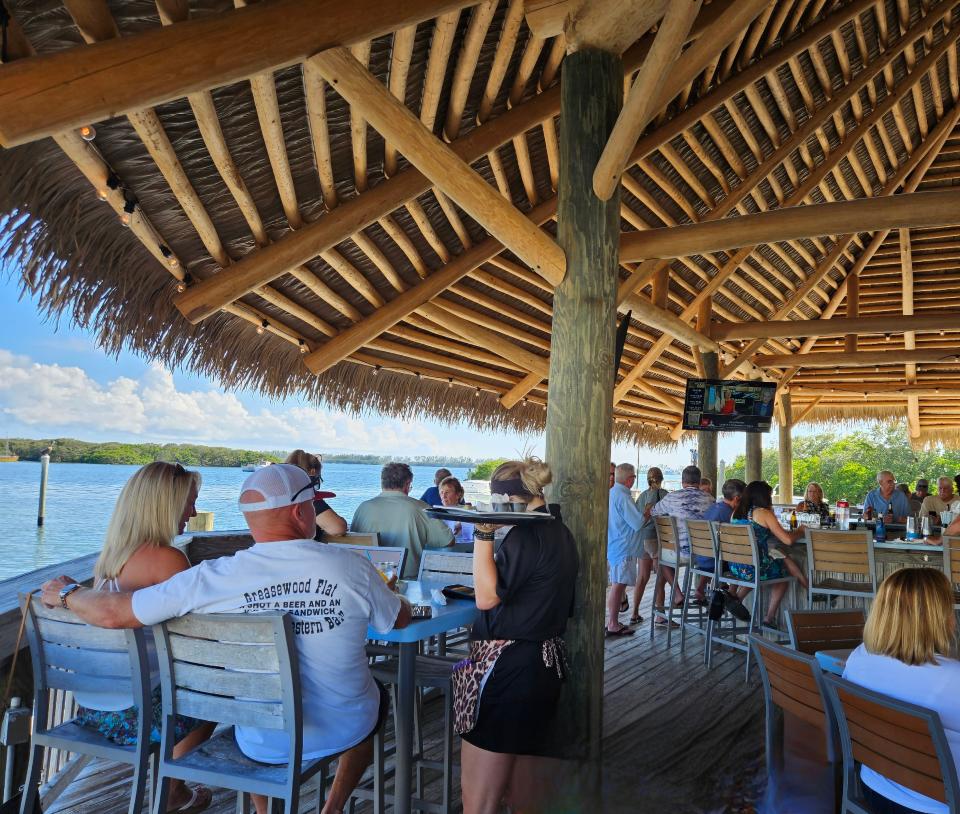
[3,591,34,710]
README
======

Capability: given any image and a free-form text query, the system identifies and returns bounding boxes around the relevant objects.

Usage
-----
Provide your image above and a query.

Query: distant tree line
[725,423,960,502]
[5,438,479,469]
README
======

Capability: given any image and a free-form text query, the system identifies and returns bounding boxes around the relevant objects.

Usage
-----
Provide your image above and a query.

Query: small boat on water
[0,440,18,463]
[240,460,271,472]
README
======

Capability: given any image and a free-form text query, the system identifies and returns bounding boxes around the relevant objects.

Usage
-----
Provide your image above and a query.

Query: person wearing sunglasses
[285,449,347,539]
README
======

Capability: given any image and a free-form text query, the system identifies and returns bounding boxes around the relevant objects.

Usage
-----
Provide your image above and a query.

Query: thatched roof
[2,0,959,447]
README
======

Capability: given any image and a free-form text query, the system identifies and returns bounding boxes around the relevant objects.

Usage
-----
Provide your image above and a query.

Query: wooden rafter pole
[901,228,921,438]
[592,0,701,200]
[793,396,823,425]
[710,312,960,340]
[754,348,960,369]
[620,190,960,261]
[0,0,475,147]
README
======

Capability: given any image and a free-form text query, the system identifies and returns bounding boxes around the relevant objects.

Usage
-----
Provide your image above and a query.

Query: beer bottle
[790,509,798,530]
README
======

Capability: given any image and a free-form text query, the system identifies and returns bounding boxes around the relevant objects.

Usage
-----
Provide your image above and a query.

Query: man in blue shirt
[606,463,646,636]
[862,470,911,523]
[693,479,746,603]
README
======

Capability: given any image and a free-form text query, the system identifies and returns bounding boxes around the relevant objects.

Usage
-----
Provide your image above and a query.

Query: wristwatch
[58,583,82,609]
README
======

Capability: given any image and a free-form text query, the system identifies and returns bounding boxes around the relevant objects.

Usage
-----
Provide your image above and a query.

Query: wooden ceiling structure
[3,0,960,446]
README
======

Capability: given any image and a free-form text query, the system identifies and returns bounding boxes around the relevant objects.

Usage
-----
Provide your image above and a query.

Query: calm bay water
[0,461,469,581]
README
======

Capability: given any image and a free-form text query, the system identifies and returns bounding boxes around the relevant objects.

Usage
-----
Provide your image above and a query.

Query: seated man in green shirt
[351,462,454,578]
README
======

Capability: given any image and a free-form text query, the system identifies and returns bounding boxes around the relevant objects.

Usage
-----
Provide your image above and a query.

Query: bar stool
[680,518,719,660]
[806,529,877,608]
[650,515,688,645]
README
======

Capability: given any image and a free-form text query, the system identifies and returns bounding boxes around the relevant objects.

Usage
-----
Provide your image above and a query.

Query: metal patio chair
[823,674,960,813]
[333,543,407,580]
[750,635,841,812]
[806,529,877,608]
[785,608,865,656]
[152,611,382,814]
[19,592,156,814]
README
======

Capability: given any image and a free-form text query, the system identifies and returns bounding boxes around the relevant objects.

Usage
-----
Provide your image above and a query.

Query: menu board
[682,379,777,433]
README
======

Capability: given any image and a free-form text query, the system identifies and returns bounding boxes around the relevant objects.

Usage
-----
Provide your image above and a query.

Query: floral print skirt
[76,685,202,746]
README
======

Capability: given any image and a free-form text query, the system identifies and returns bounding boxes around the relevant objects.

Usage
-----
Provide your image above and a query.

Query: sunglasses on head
[291,480,317,503]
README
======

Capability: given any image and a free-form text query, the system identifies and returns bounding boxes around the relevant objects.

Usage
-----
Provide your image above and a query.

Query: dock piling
[38,453,50,527]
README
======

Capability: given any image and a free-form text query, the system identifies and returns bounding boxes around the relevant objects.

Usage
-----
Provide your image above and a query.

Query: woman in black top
[459,458,578,814]
[284,449,347,539]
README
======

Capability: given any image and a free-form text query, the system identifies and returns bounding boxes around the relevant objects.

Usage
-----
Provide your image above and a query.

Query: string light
[415,371,422,380]
[884,333,891,342]
[475,387,481,398]
[299,339,307,354]
[159,244,181,272]
[175,280,187,294]
[97,172,120,203]
[372,365,381,376]
[120,197,136,227]
[79,125,96,141]
[447,378,453,389]
[256,319,267,335]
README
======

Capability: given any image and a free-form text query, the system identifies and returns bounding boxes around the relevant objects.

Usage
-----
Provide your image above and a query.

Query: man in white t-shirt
[41,464,411,814]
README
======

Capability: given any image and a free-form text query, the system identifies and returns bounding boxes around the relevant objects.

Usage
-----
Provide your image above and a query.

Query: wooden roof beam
[754,348,960,369]
[309,48,565,284]
[712,313,960,341]
[620,190,960,262]
[0,0,476,148]
[592,0,701,200]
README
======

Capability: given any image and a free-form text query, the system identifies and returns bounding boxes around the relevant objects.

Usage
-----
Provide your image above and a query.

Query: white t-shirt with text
[843,644,960,813]
[131,539,401,763]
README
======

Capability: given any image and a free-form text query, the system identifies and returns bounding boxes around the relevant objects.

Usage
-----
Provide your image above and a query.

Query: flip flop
[655,618,679,628]
[605,625,635,637]
[628,614,643,624]
[619,596,629,613]
[168,785,212,814]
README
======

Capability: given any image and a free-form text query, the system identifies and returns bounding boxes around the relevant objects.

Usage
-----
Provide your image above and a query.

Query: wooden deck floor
[43,592,767,814]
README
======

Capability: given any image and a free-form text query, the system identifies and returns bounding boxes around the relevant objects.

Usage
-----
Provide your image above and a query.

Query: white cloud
[0,349,445,455]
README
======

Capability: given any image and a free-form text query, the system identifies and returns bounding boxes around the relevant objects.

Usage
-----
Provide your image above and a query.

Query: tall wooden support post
[696,300,718,488]
[778,393,793,503]
[845,274,859,353]
[745,373,763,483]
[545,48,621,776]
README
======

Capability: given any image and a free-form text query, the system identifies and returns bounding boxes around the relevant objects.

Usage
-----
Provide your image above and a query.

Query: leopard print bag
[451,639,515,735]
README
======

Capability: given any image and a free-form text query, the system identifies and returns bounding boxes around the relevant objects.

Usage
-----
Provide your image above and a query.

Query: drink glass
[376,561,398,588]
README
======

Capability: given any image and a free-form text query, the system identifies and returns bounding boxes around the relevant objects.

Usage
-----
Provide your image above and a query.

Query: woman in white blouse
[843,568,960,814]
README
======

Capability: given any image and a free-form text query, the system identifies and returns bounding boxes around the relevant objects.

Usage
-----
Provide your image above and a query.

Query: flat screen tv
[682,379,777,433]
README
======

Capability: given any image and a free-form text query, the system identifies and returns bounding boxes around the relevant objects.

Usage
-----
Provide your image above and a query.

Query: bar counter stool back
[680,519,719,658]
[823,674,960,813]
[806,529,877,608]
[19,593,156,814]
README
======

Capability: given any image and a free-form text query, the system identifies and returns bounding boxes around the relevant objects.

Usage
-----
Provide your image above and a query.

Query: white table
[367,580,477,814]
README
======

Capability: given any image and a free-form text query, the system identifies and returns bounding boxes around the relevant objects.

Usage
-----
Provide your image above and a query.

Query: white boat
[240,460,272,472]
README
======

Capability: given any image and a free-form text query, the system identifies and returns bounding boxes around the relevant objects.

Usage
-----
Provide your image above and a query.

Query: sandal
[619,596,629,613]
[628,614,643,624]
[167,785,212,814]
[605,625,635,637]
[655,618,679,628]
[724,594,752,622]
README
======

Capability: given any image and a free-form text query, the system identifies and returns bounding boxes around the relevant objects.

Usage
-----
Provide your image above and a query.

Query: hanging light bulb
[79,125,96,142]
[175,280,187,294]
[169,256,180,270]
[415,371,422,380]
[97,187,109,202]
[475,387,481,398]
[256,319,267,335]
[447,378,453,389]
[372,365,381,376]
[299,339,307,354]
[120,197,136,227]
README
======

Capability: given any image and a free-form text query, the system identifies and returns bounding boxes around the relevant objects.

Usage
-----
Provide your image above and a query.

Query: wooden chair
[153,612,377,814]
[749,635,840,812]
[785,608,866,656]
[325,531,380,546]
[331,543,407,579]
[650,515,687,644]
[823,674,960,813]
[679,519,718,658]
[19,593,156,814]
[711,523,795,679]
[941,535,960,608]
[806,529,877,608]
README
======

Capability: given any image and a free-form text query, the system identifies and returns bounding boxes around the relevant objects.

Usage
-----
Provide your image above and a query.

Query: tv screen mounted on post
[682,379,777,433]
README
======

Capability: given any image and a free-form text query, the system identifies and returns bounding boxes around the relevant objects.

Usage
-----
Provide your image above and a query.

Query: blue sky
[0,263,752,466]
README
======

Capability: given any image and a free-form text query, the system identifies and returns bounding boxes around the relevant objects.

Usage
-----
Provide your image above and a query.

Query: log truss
[4,0,960,444]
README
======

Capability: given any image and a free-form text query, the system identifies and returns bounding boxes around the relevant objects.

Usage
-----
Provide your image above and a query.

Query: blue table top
[367,579,478,643]
[815,648,852,676]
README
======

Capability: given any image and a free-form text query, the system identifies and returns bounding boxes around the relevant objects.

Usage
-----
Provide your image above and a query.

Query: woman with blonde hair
[75,462,214,813]
[843,568,960,813]
[796,481,830,523]
[285,449,347,538]
[457,458,578,814]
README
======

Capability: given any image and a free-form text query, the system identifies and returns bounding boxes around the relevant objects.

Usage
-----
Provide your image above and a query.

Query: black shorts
[461,641,562,757]
[364,679,390,742]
